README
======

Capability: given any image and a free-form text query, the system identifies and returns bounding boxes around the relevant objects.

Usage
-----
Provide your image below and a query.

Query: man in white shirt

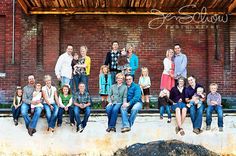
[55,44,73,87]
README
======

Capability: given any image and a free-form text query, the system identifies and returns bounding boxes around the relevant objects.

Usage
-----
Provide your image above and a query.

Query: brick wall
[0,2,236,103]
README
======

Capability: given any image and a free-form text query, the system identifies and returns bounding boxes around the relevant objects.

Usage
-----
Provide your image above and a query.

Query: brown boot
[146,102,150,109]
[143,102,146,109]
[101,101,106,109]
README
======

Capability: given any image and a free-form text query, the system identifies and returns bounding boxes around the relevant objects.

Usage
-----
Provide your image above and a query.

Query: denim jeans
[206,105,223,127]
[74,106,91,128]
[160,105,171,119]
[72,74,89,93]
[43,103,59,129]
[61,76,71,87]
[21,103,42,129]
[120,102,142,128]
[189,104,204,129]
[110,71,118,85]
[106,103,122,128]
[12,106,21,120]
[57,106,75,125]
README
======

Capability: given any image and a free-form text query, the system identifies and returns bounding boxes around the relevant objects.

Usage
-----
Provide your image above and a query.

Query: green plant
[221,99,232,109]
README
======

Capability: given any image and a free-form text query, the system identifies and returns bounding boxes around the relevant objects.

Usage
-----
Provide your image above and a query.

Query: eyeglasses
[126,78,132,81]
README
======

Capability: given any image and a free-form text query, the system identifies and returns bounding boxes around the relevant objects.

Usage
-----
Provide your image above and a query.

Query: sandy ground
[0,114,236,156]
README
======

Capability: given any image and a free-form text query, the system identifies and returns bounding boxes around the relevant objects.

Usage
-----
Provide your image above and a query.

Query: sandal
[175,126,180,134]
[179,128,185,136]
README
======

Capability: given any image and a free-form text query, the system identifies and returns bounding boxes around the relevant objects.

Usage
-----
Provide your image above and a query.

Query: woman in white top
[42,75,59,132]
[160,49,175,91]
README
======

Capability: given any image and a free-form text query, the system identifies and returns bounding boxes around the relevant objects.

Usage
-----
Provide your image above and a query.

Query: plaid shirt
[73,91,90,105]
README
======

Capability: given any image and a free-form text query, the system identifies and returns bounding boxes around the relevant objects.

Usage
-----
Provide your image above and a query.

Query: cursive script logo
[148,5,228,29]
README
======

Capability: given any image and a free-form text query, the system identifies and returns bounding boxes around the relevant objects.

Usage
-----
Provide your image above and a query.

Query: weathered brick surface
[0,1,236,103]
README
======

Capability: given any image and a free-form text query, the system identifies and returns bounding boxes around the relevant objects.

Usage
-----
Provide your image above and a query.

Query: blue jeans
[21,103,42,129]
[74,106,91,128]
[110,71,118,85]
[189,104,204,129]
[43,103,59,128]
[206,105,223,127]
[12,106,21,120]
[106,103,122,128]
[72,74,89,93]
[61,76,71,87]
[160,105,171,119]
[57,106,75,125]
[120,102,142,128]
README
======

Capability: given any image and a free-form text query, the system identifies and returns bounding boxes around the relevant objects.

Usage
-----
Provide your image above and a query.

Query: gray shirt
[22,85,34,104]
[108,84,127,104]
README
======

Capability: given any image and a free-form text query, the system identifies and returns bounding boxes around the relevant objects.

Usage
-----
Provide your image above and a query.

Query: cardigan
[128,53,139,76]
[108,84,127,104]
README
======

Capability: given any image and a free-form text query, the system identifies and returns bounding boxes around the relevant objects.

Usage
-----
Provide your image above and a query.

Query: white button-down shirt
[55,52,73,79]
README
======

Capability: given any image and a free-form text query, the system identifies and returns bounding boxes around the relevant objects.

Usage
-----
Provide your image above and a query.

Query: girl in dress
[138,67,151,109]
[99,65,112,108]
[160,49,175,91]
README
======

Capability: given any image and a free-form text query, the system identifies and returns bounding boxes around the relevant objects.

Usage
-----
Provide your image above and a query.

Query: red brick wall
[0,2,236,102]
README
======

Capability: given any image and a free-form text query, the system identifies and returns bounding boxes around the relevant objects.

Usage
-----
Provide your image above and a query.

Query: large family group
[11,42,223,136]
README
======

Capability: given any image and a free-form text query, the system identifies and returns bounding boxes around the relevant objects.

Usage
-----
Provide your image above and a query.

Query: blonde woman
[42,75,59,132]
[160,49,175,91]
[106,73,127,132]
[138,67,151,109]
[75,46,91,92]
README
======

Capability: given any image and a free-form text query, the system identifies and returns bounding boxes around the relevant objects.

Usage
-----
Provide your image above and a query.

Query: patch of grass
[222,99,232,109]
[0,104,11,109]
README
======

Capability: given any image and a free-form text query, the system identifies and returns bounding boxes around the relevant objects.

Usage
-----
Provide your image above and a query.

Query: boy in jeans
[206,83,223,132]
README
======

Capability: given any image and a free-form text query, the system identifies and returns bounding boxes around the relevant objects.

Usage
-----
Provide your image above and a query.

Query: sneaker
[106,128,112,132]
[160,116,163,120]
[219,127,223,132]
[206,125,211,131]
[57,123,62,127]
[70,123,75,127]
[121,127,131,133]
[79,125,84,133]
[14,119,18,126]
[111,128,116,132]
[167,118,171,123]
[193,128,200,134]
[198,128,203,134]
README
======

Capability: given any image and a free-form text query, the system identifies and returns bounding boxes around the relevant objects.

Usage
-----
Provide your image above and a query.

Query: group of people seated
[11,73,143,136]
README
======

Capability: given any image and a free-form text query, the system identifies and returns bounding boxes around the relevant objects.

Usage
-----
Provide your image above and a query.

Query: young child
[138,67,151,109]
[12,86,23,126]
[117,48,131,75]
[57,85,74,127]
[158,89,174,123]
[206,83,223,132]
[31,83,43,114]
[99,65,112,108]
[71,52,80,75]
[189,87,205,108]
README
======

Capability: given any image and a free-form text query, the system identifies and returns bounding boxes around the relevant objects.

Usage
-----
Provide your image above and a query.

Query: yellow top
[85,56,91,76]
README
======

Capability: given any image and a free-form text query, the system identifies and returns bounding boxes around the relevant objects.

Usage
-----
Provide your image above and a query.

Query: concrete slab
[0,114,236,156]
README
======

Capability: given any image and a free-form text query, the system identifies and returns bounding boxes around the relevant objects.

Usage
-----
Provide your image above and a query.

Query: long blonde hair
[141,67,149,77]
[100,65,110,74]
